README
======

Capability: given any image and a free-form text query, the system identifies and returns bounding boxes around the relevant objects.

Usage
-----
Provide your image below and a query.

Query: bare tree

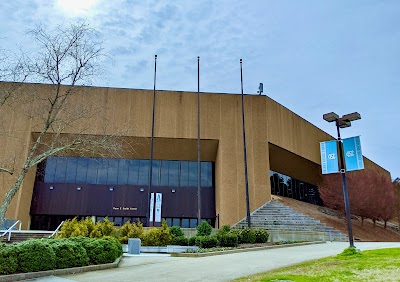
[0,22,125,226]
[319,169,396,228]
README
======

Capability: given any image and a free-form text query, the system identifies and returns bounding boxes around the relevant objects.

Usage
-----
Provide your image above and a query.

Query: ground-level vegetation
[235,247,400,282]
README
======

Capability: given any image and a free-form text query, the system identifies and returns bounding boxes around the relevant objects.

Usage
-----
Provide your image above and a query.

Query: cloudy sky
[1,0,399,178]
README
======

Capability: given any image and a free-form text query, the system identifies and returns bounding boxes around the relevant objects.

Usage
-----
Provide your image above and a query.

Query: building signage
[112,207,137,211]
[149,193,154,222]
[155,193,162,222]
[320,140,339,174]
[343,136,364,172]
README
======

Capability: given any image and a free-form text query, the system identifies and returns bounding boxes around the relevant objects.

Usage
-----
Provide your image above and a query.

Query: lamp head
[341,112,361,122]
[323,112,339,122]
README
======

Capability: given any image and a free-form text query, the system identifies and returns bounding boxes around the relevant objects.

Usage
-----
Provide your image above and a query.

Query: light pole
[323,112,361,248]
[240,59,251,228]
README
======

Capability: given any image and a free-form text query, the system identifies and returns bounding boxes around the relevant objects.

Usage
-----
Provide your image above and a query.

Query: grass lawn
[235,248,400,282]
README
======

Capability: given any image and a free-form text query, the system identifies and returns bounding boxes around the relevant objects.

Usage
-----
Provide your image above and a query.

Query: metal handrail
[49,221,65,238]
[1,220,21,241]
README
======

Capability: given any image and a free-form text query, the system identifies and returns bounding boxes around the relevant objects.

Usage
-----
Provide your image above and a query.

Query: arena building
[0,82,389,230]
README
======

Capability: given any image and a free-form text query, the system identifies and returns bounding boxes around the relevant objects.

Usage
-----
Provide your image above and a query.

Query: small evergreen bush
[0,244,19,275]
[169,226,184,238]
[188,236,196,246]
[195,235,218,248]
[254,228,269,243]
[218,233,238,247]
[47,239,89,269]
[141,228,161,246]
[171,236,189,246]
[240,227,256,244]
[18,239,56,272]
[196,221,212,236]
[229,229,243,244]
[158,220,172,246]
[119,221,144,244]
[83,238,120,264]
[217,225,231,239]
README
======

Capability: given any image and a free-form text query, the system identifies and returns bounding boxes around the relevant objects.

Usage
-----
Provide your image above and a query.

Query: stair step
[233,200,348,241]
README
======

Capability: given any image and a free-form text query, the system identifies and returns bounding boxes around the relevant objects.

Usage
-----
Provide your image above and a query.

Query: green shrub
[158,220,172,246]
[103,236,123,258]
[57,217,116,239]
[141,228,161,246]
[90,217,115,238]
[169,226,184,238]
[69,236,120,265]
[240,227,256,244]
[195,235,218,248]
[57,217,80,238]
[254,228,269,243]
[188,236,196,246]
[217,225,231,240]
[18,239,56,272]
[196,221,212,236]
[171,236,189,246]
[119,221,144,244]
[0,244,19,275]
[218,233,238,247]
[47,239,89,269]
[338,247,362,257]
[229,229,243,244]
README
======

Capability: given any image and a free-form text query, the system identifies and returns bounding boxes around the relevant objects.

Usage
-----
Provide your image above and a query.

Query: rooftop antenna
[257,83,263,95]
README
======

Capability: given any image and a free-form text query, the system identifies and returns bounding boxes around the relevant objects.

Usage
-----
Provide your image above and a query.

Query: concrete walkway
[26,242,400,282]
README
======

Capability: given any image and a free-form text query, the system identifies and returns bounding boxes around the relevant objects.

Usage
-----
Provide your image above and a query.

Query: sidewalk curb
[0,256,122,282]
[171,241,326,257]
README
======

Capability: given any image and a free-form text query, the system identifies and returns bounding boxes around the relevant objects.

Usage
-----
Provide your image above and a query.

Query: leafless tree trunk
[0,22,124,227]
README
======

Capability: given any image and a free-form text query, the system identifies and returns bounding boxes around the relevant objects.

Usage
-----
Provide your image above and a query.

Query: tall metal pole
[336,122,355,247]
[197,56,201,226]
[240,59,251,228]
[147,54,157,227]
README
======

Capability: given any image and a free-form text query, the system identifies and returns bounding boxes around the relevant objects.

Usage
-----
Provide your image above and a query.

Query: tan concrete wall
[0,82,390,229]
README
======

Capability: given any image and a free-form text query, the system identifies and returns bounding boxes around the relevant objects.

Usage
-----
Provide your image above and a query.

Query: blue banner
[343,136,364,171]
[320,140,339,174]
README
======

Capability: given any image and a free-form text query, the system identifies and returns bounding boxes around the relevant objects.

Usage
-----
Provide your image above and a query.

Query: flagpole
[240,59,251,228]
[148,54,157,227]
[197,56,201,226]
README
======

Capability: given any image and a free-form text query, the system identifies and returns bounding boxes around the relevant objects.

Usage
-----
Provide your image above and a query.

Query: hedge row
[168,225,269,248]
[0,237,122,275]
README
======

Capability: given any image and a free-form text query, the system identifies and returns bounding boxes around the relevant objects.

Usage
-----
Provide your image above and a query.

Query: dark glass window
[65,157,78,183]
[54,157,67,183]
[107,159,119,185]
[76,158,88,183]
[168,161,179,187]
[86,158,99,184]
[44,157,56,182]
[138,160,149,185]
[189,218,197,228]
[172,218,180,226]
[270,170,321,206]
[97,158,108,184]
[114,217,122,226]
[127,159,139,186]
[152,160,160,186]
[117,159,129,185]
[182,218,190,228]
[42,157,214,189]
[159,160,169,186]
[188,162,198,187]
[180,161,189,187]
[201,162,212,187]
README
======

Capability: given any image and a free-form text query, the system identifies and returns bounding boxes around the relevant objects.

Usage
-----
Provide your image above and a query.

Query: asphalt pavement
[25,242,400,282]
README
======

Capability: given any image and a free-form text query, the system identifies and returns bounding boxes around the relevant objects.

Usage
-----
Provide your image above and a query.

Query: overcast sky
[1,0,399,178]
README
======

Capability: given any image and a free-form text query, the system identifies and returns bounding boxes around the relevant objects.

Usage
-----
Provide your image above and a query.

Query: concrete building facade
[0,82,389,230]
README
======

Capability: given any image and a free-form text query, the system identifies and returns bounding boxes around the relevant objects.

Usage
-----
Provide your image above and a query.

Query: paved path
[26,242,400,282]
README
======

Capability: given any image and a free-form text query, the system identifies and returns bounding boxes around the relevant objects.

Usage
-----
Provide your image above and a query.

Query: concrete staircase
[233,200,347,241]
[1,230,53,243]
